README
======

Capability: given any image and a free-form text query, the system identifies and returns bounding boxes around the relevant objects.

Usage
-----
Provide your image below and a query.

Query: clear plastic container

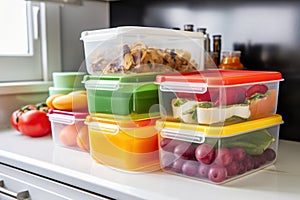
[80,26,205,75]
[48,110,89,152]
[83,73,160,115]
[155,69,283,125]
[85,113,161,172]
[156,114,283,184]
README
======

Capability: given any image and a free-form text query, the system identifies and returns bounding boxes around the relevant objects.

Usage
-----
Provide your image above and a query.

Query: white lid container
[80,26,204,75]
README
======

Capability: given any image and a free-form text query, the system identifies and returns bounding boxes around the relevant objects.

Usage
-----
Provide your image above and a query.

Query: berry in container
[80,26,204,75]
[156,114,283,184]
[83,73,160,115]
[48,109,90,152]
[155,70,283,125]
[85,113,161,172]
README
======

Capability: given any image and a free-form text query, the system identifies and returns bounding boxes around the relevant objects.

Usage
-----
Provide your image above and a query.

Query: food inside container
[85,113,161,172]
[80,26,204,75]
[156,114,283,184]
[48,110,89,152]
[155,70,283,125]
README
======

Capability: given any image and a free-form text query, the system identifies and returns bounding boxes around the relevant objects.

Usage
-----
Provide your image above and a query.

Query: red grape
[231,146,246,162]
[208,165,227,183]
[161,153,176,169]
[253,155,267,169]
[174,142,196,159]
[226,161,240,176]
[198,164,210,178]
[195,143,215,164]
[238,161,247,174]
[160,138,182,152]
[182,160,199,177]
[243,155,255,171]
[215,148,233,167]
[263,148,276,161]
[172,158,185,173]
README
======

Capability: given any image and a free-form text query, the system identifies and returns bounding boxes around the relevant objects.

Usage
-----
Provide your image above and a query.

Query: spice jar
[218,51,244,69]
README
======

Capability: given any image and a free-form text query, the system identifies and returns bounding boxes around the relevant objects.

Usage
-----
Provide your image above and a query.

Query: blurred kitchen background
[10,0,300,141]
[108,0,300,142]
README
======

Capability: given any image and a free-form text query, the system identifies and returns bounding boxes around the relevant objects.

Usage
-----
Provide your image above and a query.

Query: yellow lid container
[156,114,283,184]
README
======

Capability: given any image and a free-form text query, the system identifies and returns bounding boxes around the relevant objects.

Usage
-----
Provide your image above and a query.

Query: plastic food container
[155,70,283,125]
[49,72,86,96]
[48,110,89,152]
[85,113,161,172]
[80,26,204,75]
[156,114,283,184]
[84,73,160,115]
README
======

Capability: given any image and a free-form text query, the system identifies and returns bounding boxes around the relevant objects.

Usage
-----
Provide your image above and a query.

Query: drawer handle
[0,180,30,200]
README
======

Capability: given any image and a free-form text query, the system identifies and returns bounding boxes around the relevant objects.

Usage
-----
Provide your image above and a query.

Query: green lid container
[52,72,86,88]
[83,73,159,115]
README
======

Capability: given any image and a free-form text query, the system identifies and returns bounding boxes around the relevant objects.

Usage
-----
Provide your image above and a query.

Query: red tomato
[10,104,37,131]
[18,110,51,137]
[10,103,51,137]
[10,110,21,131]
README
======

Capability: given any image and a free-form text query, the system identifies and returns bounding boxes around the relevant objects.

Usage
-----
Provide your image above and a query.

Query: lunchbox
[156,114,283,184]
[80,26,204,75]
[84,73,160,115]
[85,113,161,172]
[155,70,283,125]
[48,110,89,152]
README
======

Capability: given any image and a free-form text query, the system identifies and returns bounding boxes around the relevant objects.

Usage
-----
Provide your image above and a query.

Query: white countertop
[0,129,300,200]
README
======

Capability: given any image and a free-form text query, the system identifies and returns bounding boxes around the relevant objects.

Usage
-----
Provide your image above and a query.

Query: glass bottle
[213,35,222,66]
[197,28,210,52]
[218,51,244,69]
[184,24,194,32]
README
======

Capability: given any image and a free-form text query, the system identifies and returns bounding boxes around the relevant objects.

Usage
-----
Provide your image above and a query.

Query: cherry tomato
[10,103,51,137]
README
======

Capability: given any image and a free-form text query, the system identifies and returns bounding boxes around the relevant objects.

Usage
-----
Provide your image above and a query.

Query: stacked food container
[80,26,205,171]
[154,70,284,183]
[47,72,90,152]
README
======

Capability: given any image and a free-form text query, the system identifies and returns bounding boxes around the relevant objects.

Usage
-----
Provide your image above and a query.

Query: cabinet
[0,164,108,200]
[0,129,300,200]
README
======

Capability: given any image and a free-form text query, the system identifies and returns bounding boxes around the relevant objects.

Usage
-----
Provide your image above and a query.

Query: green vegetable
[173,98,188,107]
[246,90,270,103]
[182,105,198,120]
[221,129,275,155]
[198,101,214,108]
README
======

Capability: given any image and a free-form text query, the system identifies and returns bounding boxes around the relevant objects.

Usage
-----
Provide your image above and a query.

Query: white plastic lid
[80,26,204,42]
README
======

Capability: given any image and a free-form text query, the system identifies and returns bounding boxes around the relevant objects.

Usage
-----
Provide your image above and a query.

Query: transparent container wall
[158,80,280,125]
[83,34,204,75]
[158,123,280,184]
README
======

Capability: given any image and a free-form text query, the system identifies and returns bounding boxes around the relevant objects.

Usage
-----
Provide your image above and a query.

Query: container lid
[48,109,89,124]
[85,113,160,128]
[80,26,204,42]
[156,114,283,140]
[155,70,283,86]
[83,74,159,91]
[83,73,159,83]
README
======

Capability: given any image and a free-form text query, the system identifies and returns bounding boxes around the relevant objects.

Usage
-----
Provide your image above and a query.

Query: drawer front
[0,163,112,200]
